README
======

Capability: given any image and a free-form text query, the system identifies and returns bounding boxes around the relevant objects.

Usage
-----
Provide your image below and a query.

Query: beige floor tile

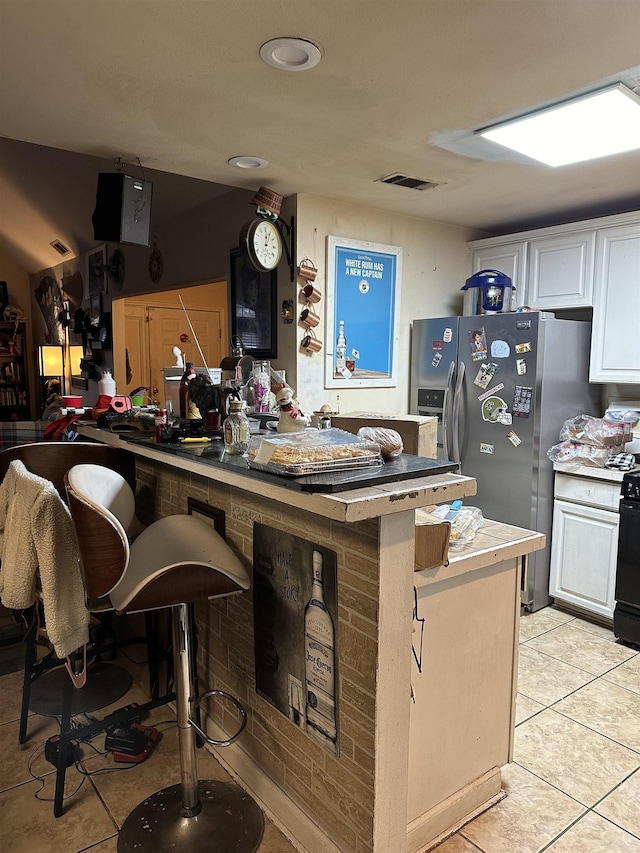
[569,616,617,640]
[525,623,636,676]
[74,837,118,853]
[519,609,574,643]
[0,714,61,791]
[545,810,640,852]
[514,693,545,726]
[513,709,639,806]
[258,819,300,852]
[554,679,640,752]
[517,645,593,706]
[0,669,27,725]
[604,652,640,695]
[0,777,117,853]
[433,833,483,851]
[595,768,640,838]
[459,763,585,853]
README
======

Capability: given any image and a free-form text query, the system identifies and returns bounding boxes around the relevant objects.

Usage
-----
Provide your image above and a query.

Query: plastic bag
[431,503,484,548]
[559,414,626,447]
[357,426,403,459]
[547,441,614,470]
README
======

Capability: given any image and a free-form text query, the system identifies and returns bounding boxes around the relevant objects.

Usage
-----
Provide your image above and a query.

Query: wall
[290,194,481,415]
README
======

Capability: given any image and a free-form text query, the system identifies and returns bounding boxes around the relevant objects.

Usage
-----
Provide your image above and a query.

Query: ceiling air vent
[50,239,71,255]
[378,173,445,191]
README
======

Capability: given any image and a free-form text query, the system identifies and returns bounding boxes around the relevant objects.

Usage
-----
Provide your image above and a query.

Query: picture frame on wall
[230,248,277,358]
[324,235,402,388]
[86,244,107,298]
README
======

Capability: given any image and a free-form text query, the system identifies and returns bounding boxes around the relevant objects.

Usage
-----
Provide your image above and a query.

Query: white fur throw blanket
[0,459,89,658]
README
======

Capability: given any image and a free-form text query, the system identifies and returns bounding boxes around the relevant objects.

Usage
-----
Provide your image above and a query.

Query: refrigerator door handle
[442,360,456,460]
[451,360,465,465]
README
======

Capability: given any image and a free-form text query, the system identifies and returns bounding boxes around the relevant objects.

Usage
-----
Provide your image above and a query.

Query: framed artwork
[324,236,402,388]
[86,244,107,298]
[230,248,277,358]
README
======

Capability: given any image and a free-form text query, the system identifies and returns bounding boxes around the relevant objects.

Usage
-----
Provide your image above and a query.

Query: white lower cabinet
[549,473,620,621]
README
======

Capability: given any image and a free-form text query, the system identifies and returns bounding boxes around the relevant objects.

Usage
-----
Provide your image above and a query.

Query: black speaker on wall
[92,172,153,246]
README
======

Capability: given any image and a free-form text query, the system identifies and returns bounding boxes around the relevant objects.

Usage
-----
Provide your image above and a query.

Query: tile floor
[0,606,638,852]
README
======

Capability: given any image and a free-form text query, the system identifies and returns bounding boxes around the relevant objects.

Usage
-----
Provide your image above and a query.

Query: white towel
[0,459,89,658]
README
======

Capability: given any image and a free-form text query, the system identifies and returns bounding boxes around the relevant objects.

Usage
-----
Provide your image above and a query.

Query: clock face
[241,218,282,271]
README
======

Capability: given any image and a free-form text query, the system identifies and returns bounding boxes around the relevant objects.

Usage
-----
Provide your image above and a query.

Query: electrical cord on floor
[27,741,87,803]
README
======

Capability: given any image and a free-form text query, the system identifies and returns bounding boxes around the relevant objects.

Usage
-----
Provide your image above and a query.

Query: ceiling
[1,0,640,274]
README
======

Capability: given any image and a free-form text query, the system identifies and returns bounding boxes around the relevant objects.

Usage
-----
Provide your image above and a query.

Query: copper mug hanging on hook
[298,258,318,282]
[302,283,322,303]
[301,332,323,353]
[299,307,320,328]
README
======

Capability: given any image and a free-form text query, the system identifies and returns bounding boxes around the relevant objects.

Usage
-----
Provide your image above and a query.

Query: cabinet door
[589,222,640,383]
[470,243,527,310]
[527,231,595,309]
[549,499,619,620]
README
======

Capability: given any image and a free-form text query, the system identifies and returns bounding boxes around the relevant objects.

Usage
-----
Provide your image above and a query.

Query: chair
[0,442,143,745]
[65,463,264,852]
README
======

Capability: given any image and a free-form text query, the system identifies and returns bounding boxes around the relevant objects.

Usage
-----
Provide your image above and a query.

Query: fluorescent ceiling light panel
[479,84,640,167]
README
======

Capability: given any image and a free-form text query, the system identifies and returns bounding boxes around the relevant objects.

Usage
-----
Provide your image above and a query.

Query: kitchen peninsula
[76,424,544,853]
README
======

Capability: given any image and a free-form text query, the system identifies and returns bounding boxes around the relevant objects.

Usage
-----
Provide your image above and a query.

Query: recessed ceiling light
[478,83,640,167]
[259,37,322,72]
[228,156,269,170]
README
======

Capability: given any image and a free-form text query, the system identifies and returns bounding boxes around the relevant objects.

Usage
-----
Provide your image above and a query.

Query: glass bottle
[223,399,250,455]
[252,360,271,413]
[336,320,347,372]
[304,550,337,747]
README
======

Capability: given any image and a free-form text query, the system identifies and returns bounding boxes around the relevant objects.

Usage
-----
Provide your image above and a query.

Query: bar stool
[0,442,141,743]
[65,463,264,852]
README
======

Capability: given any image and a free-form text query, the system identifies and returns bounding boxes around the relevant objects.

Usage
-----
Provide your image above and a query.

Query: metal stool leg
[118,603,264,852]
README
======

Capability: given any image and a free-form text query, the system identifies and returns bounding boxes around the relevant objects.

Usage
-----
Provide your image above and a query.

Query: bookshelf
[0,321,31,421]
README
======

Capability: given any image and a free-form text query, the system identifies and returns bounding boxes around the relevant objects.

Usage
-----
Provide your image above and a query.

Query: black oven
[614,471,640,647]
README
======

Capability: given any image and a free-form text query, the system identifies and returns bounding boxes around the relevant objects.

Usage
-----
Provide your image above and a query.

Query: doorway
[111,280,228,403]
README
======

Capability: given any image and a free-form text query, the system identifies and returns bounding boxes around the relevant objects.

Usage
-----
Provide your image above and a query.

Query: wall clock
[239,218,282,272]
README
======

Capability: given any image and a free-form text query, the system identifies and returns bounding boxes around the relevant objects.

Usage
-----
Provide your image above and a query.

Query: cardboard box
[330,412,437,458]
[415,509,450,570]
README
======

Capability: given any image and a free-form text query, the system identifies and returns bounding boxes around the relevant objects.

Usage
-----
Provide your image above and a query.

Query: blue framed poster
[324,236,402,388]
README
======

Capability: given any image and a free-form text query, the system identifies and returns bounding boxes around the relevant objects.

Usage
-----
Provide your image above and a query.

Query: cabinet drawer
[554,473,620,510]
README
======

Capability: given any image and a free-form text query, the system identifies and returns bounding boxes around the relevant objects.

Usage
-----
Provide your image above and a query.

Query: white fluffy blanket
[0,459,89,658]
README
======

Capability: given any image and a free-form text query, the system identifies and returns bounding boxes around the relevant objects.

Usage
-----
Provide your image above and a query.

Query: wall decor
[230,247,277,358]
[34,274,66,345]
[325,235,402,388]
[253,523,339,755]
[86,244,107,297]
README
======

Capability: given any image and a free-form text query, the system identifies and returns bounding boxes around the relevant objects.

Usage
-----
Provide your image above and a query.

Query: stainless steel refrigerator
[410,313,600,612]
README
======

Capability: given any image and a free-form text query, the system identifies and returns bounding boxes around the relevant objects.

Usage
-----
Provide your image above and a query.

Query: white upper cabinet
[527,231,595,309]
[589,222,640,383]
[470,243,527,310]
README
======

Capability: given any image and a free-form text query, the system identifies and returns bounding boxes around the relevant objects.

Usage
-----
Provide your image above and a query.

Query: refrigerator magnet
[490,339,510,358]
[507,430,522,447]
[513,386,533,417]
[516,358,527,375]
[479,442,494,455]
[478,382,505,402]
[474,362,498,389]
[443,327,453,342]
[431,351,442,367]
[515,341,532,354]
[481,395,508,423]
[432,339,444,351]
[469,327,488,361]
